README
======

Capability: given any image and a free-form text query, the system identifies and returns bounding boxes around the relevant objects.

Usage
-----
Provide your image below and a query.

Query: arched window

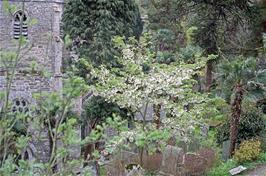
[13,10,28,39]
[12,98,29,114]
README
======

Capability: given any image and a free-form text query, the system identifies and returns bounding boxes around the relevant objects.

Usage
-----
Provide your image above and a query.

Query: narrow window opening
[13,10,28,39]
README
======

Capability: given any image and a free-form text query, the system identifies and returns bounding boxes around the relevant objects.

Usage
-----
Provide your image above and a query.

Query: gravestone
[160,145,184,176]
[134,103,166,121]
[177,138,201,153]
[142,153,163,171]
[188,138,201,152]
[105,151,140,176]
[105,159,124,176]
[197,148,216,170]
[222,140,231,161]
[134,103,154,121]
[200,124,209,138]
[184,153,207,176]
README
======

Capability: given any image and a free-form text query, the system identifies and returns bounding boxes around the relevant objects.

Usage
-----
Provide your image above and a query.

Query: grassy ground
[207,153,266,176]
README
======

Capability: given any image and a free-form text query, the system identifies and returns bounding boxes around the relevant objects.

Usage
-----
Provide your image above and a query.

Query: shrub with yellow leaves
[233,139,261,163]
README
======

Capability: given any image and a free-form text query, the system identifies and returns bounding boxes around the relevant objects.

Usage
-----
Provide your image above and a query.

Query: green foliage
[141,1,200,65]
[234,139,261,163]
[217,57,257,87]
[62,0,143,67]
[185,26,198,45]
[216,56,265,102]
[1,0,265,175]
[89,34,208,111]
[179,45,203,64]
[150,29,178,64]
[0,73,89,175]
[147,0,186,37]
[145,0,257,58]
[217,103,265,144]
[84,115,171,157]
[155,51,176,64]
[83,95,132,125]
[86,34,226,158]
[207,159,237,176]
[257,152,266,163]
[2,0,17,14]
[185,0,257,53]
[135,127,170,154]
[208,152,266,176]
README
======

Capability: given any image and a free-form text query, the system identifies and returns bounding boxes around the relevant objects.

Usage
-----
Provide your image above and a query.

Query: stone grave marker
[134,103,154,121]
[134,103,166,121]
[200,124,209,138]
[160,145,184,176]
[184,153,207,176]
[222,140,230,161]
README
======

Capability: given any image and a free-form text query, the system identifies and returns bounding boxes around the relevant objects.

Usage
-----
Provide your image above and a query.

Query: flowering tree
[86,34,219,166]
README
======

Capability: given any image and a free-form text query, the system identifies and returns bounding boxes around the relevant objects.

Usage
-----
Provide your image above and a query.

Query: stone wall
[0,0,64,162]
[0,0,63,104]
[0,0,63,72]
[0,0,63,117]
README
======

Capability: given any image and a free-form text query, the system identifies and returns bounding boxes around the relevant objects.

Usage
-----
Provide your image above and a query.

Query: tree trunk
[153,104,161,129]
[205,60,213,92]
[81,121,95,164]
[204,20,218,92]
[229,83,244,157]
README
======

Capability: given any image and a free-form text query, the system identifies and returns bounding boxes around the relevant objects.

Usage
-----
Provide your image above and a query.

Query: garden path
[244,164,266,176]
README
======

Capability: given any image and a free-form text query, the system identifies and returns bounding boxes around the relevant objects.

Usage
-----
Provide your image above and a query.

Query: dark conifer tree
[63,0,143,68]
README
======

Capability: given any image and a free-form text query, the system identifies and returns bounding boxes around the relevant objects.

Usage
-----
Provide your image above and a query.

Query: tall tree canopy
[62,0,143,68]
[187,0,258,91]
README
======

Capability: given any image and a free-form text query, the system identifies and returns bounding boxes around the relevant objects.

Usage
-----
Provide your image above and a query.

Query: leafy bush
[82,96,132,126]
[233,139,261,163]
[217,104,265,144]
[156,51,176,64]
[257,152,266,163]
[178,45,203,63]
[208,152,266,176]
[207,160,237,176]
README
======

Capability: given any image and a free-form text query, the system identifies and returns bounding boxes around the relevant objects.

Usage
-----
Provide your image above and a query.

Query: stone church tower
[0,0,64,161]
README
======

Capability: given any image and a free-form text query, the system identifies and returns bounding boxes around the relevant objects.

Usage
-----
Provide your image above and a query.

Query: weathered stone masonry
[0,0,64,162]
